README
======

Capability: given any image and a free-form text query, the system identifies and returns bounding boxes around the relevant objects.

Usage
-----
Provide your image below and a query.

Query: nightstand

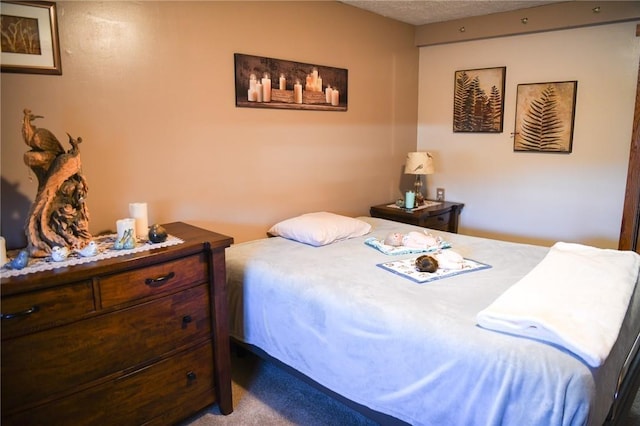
[370,201,464,233]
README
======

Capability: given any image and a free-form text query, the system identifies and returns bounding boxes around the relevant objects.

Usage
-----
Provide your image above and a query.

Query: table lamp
[404,152,434,206]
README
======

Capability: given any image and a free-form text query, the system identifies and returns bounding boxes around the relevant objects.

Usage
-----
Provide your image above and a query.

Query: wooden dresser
[0,222,233,425]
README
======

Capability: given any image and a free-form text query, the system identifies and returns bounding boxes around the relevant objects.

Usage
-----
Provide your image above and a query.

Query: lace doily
[1,234,184,278]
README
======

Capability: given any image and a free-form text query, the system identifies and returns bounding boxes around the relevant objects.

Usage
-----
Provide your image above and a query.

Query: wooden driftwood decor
[21,108,92,257]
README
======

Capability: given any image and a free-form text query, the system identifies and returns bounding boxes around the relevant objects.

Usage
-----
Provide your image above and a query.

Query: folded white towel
[477,242,640,367]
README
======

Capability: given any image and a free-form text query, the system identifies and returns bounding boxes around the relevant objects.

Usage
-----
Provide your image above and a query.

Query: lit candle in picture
[129,202,149,240]
[331,89,339,106]
[294,81,302,104]
[248,73,258,102]
[325,85,333,103]
[262,73,271,102]
[279,73,286,90]
[256,81,263,102]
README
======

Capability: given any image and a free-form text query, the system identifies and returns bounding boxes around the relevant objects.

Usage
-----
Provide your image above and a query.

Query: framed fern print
[453,66,505,133]
[514,81,577,153]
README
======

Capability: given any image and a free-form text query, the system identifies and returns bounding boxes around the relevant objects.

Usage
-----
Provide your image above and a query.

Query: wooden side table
[370,201,464,233]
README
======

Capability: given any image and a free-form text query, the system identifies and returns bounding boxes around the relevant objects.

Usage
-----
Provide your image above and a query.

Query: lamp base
[413,175,425,206]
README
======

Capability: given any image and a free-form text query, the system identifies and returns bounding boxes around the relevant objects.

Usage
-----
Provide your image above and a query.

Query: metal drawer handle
[144,271,176,287]
[1,305,40,320]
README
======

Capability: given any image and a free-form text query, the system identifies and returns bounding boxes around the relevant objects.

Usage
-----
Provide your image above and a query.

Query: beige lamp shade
[404,152,434,175]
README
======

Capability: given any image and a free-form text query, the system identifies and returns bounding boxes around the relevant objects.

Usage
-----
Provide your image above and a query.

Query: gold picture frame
[514,81,577,153]
[1,1,62,75]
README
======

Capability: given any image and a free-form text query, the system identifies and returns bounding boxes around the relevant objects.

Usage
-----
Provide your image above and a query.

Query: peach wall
[1,1,418,248]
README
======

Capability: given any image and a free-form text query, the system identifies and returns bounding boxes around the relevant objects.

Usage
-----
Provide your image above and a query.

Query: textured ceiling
[341,1,565,26]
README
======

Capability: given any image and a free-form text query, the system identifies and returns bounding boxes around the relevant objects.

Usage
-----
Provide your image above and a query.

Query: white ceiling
[341,1,565,26]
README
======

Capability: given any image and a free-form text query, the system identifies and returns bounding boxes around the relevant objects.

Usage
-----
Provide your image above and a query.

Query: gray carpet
[182,350,640,425]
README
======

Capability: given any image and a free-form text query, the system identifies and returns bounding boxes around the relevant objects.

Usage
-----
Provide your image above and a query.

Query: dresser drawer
[99,253,207,307]
[1,281,94,339]
[421,211,451,231]
[1,284,211,412]
[3,341,216,426]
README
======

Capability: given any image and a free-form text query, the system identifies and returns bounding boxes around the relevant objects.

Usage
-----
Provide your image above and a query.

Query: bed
[225,214,640,425]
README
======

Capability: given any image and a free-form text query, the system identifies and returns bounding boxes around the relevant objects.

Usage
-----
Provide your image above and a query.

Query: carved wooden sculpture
[22,109,92,257]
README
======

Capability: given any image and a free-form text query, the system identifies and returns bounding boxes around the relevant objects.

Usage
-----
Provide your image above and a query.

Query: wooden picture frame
[1,1,62,75]
[234,53,347,111]
[513,81,577,153]
[453,66,506,133]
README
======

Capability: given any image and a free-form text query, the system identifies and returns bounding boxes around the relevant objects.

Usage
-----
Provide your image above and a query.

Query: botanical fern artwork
[514,81,577,153]
[453,67,506,133]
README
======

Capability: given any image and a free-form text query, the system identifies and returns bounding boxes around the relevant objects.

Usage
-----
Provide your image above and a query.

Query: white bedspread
[226,218,640,426]
[477,242,640,367]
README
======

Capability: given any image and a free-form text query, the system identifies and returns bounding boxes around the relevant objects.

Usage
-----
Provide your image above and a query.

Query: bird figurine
[114,228,135,250]
[122,230,136,249]
[6,249,29,270]
[75,241,99,257]
[51,245,70,262]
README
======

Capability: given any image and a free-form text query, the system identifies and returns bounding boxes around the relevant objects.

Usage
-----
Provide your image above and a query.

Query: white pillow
[267,212,372,247]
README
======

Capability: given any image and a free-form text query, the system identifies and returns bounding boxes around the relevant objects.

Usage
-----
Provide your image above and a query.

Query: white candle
[294,82,302,104]
[129,202,149,240]
[279,74,286,90]
[262,74,271,102]
[331,89,339,106]
[317,76,322,92]
[325,86,333,103]
[247,89,257,102]
[249,74,256,91]
[116,218,136,240]
[256,82,263,102]
[0,236,6,266]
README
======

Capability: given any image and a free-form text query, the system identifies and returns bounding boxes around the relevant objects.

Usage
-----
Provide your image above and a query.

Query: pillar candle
[317,76,322,92]
[405,191,415,209]
[116,218,136,240]
[325,86,333,103]
[262,75,271,102]
[249,74,256,90]
[129,202,149,240]
[279,74,286,90]
[0,236,6,266]
[256,82,263,102]
[331,89,339,106]
[294,82,302,104]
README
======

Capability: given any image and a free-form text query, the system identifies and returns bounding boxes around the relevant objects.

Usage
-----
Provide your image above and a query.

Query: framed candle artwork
[453,66,506,133]
[513,80,577,153]
[234,53,348,111]
[0,1,62,75]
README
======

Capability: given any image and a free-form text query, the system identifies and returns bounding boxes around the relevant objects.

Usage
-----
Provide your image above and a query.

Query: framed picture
[234,53,347,111]
[513,81,577,153]
[1,1,62,75]
[453,66,506,133]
